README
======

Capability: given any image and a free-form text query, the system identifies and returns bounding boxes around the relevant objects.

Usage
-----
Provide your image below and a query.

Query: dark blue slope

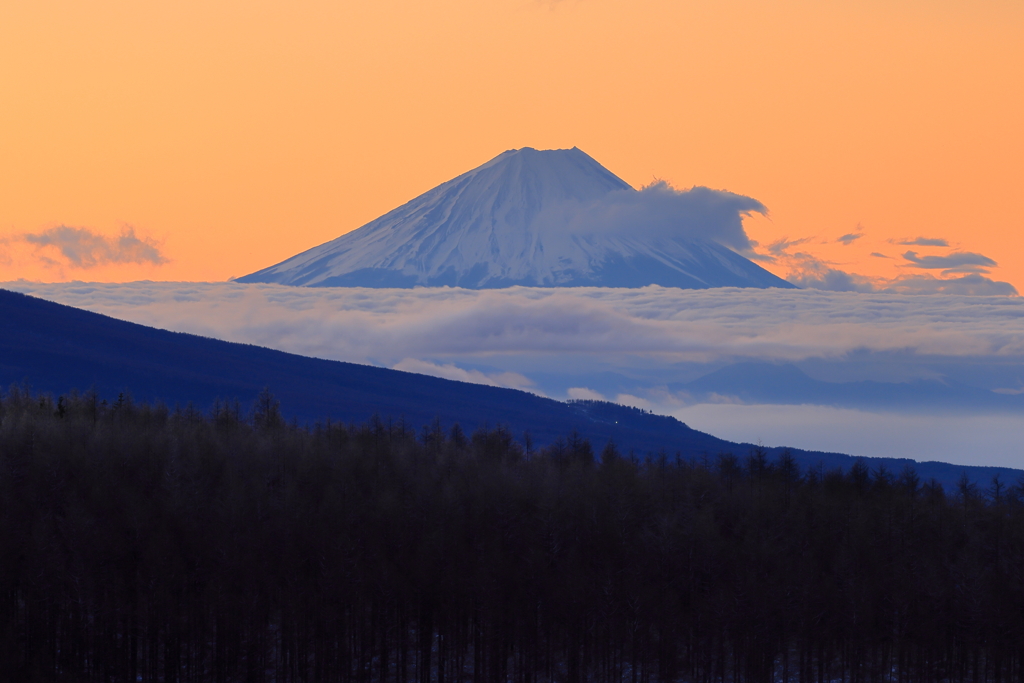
[1,289,1018,490]
[0,289,726,454]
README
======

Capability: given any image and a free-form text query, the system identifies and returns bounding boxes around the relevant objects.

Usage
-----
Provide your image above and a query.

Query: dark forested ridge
[3,390,1024,682]
[0,288,1017,491]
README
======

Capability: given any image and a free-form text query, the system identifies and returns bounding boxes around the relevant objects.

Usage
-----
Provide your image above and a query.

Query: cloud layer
[7,281,1024,366]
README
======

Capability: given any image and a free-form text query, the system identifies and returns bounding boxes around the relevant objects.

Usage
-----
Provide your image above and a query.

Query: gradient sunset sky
[2,0,1022,289]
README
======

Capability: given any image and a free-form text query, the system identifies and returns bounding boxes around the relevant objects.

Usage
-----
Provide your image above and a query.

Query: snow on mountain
[238,147,793,289]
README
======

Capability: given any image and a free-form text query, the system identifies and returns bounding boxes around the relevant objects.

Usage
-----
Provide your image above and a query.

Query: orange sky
[1,0,1022,288]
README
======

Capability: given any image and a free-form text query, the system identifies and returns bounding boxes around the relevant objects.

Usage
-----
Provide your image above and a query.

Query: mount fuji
[239,147,793,289]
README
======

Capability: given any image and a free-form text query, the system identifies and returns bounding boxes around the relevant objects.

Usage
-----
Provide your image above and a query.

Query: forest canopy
[1,387,1023,683]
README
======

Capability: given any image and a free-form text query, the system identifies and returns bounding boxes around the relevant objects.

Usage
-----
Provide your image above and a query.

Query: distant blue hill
[681,361,1024,413]
[1,288,1017,491]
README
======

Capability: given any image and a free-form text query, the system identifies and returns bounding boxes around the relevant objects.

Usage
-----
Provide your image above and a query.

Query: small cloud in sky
[766,236,812,256]
[567,387,606,401]
[870,252,890,258]
[21,225,166,269]
[902,250,996,273]
[836,232,864,246]
[897,237,950,247]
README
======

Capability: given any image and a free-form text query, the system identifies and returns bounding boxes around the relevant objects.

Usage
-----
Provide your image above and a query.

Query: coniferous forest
[2,388,1024,683]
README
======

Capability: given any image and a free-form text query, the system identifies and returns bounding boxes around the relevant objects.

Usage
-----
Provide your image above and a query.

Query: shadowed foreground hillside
[2,287,1019,492]
[2,390,1024,682]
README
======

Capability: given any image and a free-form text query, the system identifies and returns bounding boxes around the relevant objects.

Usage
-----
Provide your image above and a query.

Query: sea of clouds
[9,281,1024,364]
[6,281,1024,468]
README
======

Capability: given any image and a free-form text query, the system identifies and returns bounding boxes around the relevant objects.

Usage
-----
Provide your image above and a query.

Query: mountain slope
[239,147,792,289]
[0,287,727,454]
[1,288,1015,490]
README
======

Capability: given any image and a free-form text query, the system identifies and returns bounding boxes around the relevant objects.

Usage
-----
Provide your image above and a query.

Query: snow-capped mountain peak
[239,147,792,289]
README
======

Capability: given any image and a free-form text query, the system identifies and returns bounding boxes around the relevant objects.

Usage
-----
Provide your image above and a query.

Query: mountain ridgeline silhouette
[239,147,793,289]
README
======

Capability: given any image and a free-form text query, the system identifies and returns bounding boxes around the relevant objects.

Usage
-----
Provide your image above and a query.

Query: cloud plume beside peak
[546,181,766,253]
[22,225,166,269]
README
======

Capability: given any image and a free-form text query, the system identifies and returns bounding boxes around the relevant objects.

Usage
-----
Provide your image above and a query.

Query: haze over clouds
[668,404,1024,470]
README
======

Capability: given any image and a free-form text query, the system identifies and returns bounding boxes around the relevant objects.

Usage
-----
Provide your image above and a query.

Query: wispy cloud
[896,237,950,247]
[20,225,166,269]
[759,242,877,293]
[767,236,812,256]
[392,358,540,393]
[836,232,863,246]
